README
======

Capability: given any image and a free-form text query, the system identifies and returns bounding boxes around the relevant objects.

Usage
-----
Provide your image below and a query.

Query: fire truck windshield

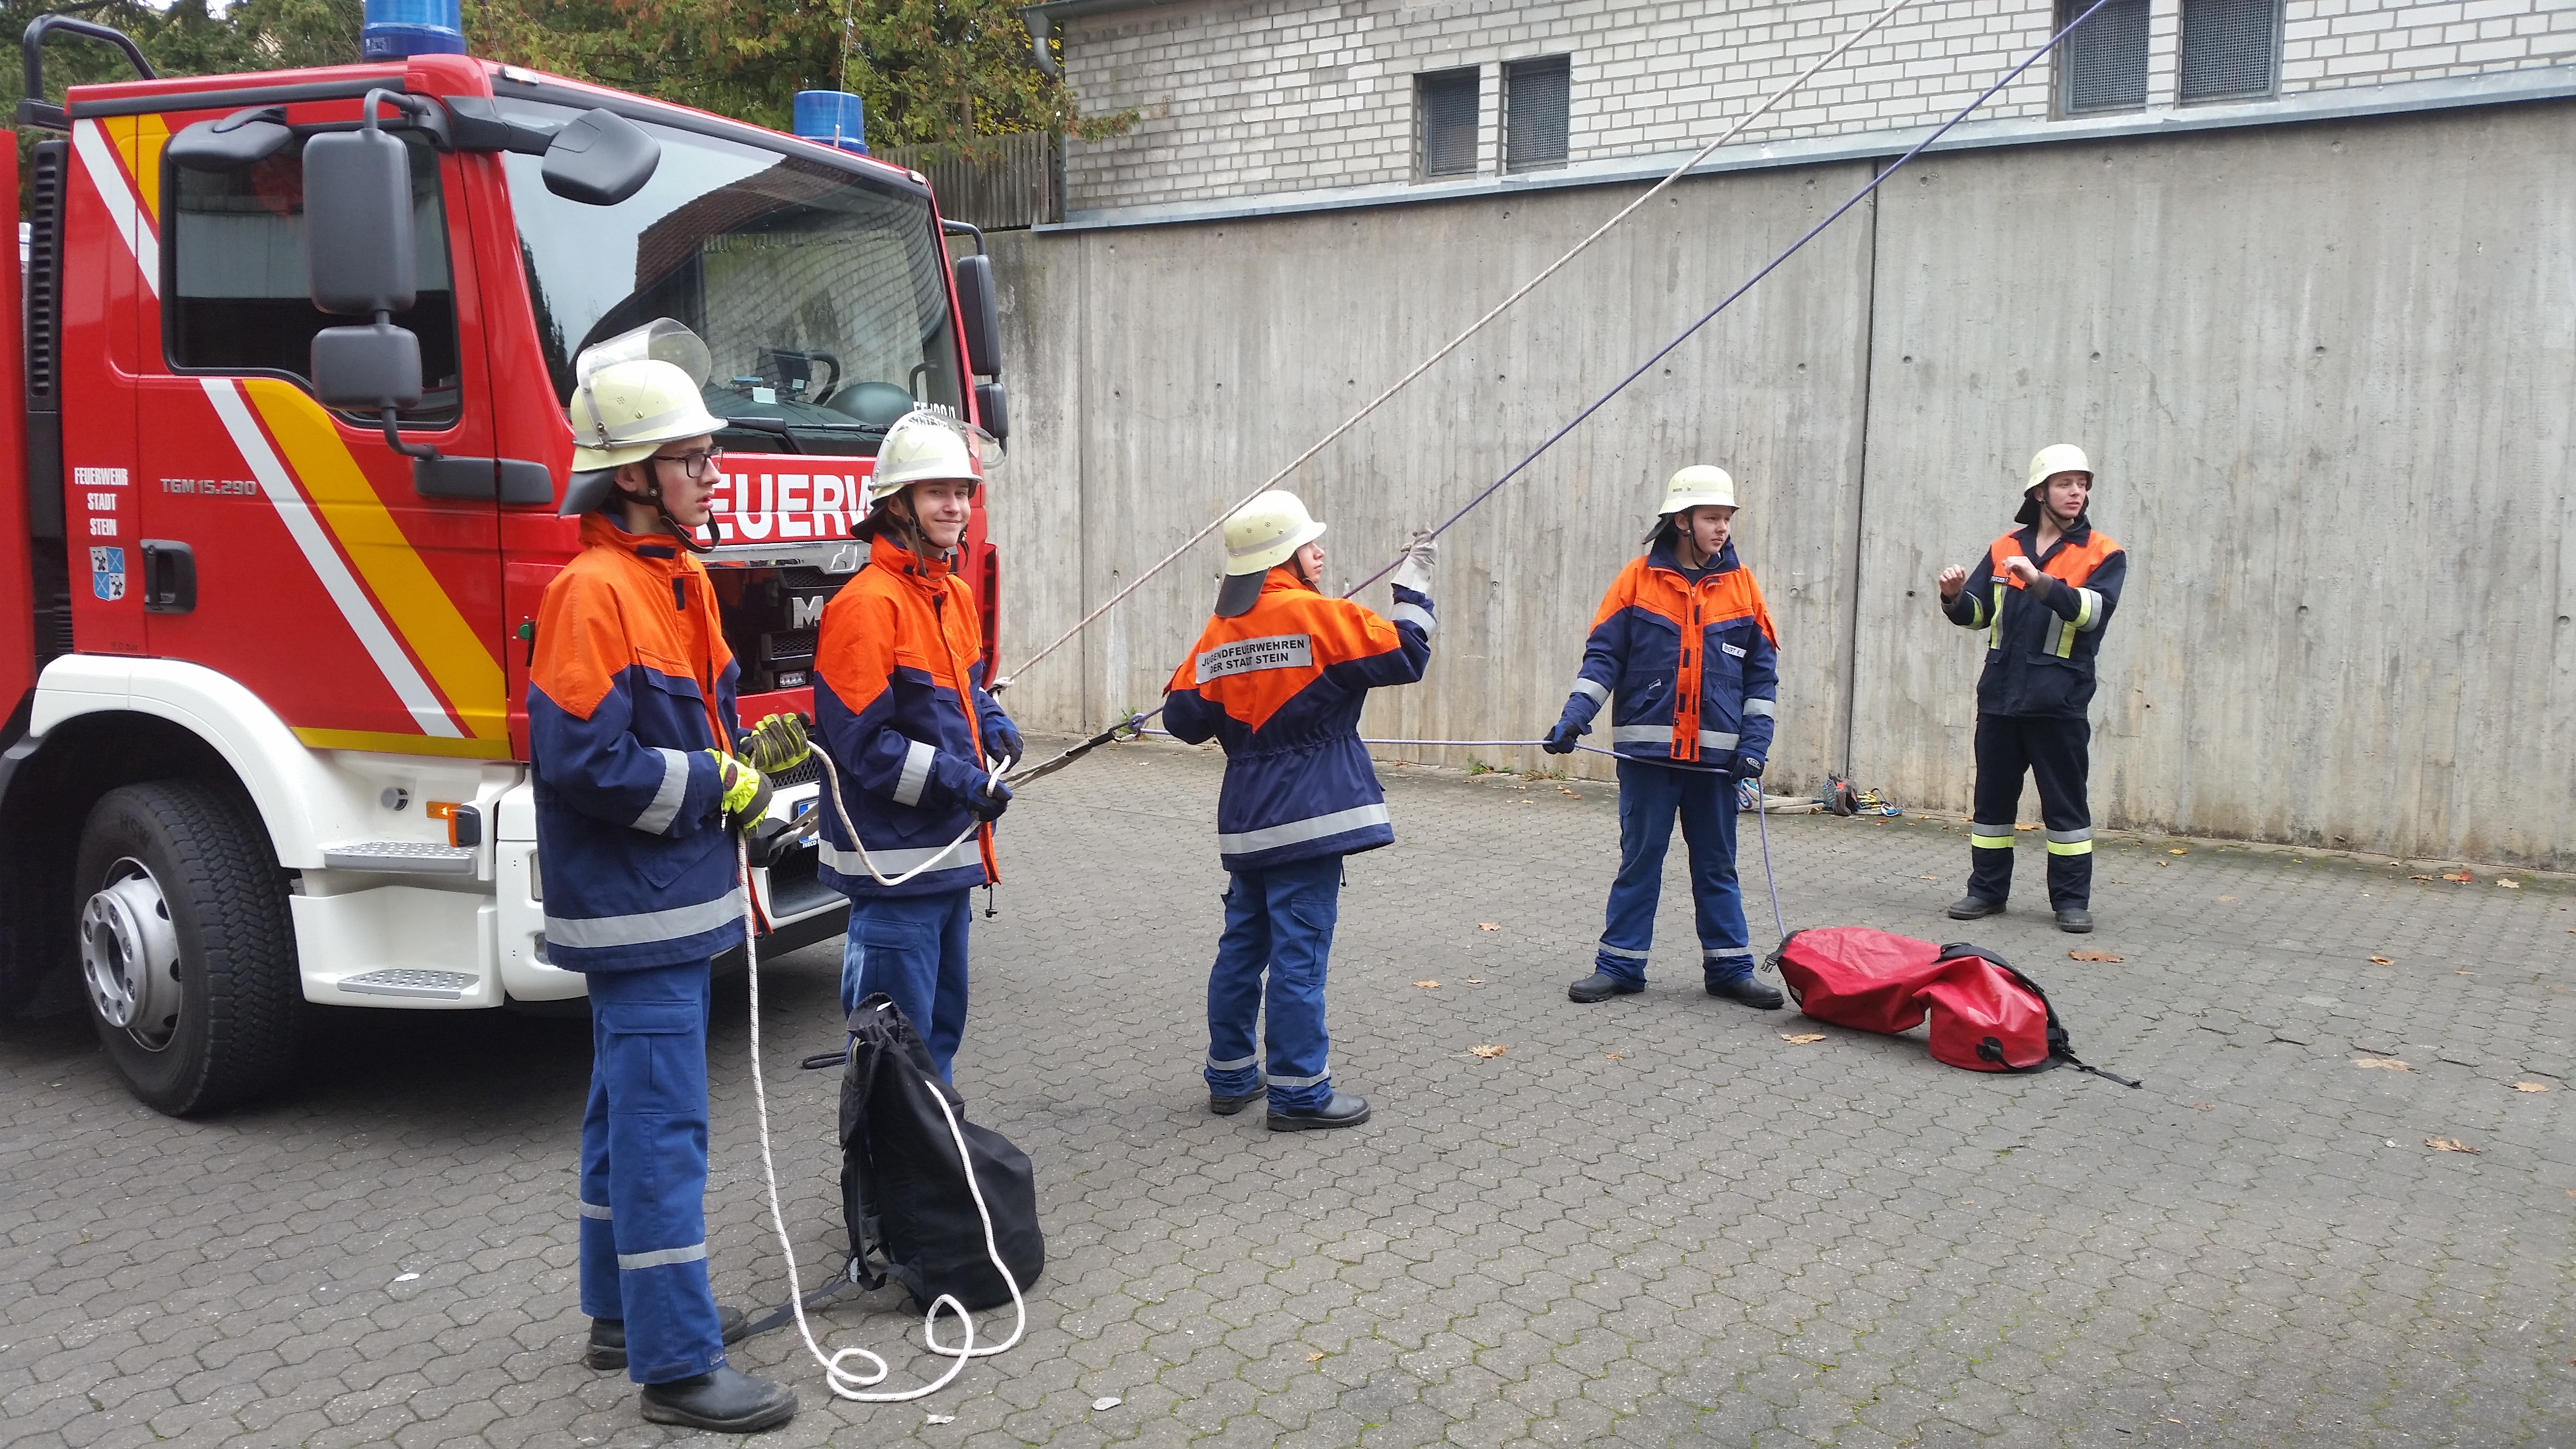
[498,98,963,457]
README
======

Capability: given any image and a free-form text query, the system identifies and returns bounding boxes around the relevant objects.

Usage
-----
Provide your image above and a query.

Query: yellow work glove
[708,752,773,829]
[743,712,810,773]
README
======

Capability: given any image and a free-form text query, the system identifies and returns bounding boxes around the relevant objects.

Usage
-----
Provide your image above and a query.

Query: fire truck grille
[761,629,817,663]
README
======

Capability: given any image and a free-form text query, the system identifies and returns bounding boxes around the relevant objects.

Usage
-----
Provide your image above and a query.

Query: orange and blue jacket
[1940,519,2126,718]
[527,515,746,972]
[1557,538,1779,770]
[813,532,1014,898]
[1163,571,1434,871]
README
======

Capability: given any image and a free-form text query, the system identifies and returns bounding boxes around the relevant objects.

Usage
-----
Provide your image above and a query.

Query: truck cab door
[129,108,510,759]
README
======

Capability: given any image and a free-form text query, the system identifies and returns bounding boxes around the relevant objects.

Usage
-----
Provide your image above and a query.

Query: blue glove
[1542,718,1584,755]
[965,777,1013,822]
[1733,755,1766,782]
[982,714,1024,767]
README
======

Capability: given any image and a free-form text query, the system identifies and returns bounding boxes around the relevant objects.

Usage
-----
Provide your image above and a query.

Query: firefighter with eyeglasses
[811,409,1021,1083]
[527,321,807,1434]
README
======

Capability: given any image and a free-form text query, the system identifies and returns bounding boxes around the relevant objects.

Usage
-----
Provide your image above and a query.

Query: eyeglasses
[652,447,724,480]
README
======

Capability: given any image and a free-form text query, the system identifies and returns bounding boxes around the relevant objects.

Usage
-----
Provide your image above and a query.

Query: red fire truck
[0,15,1011,1114]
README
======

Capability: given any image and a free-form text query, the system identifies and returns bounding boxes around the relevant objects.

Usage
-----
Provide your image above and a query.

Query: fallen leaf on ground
[2456,970,2477,976]
[2369,956,2394,965]
[1558,786,1580,798]
[926,1414,957,1425]
[2168,848,2189,855]
[1605,1053,1625,1061]
[2442,871,2474,883]
[2410,874,2438,882]
[2512,1082,2552,1093]
[2190,1101,2215,1111]
[2069,950,2123,963]
[1470,1043,1507,1059]
[2157,860,2170,867]
[2218,895,2237,902]
[1781,1032,1827,1045]
[1306,1352,1326,1363]
[1463,977,1484,984]
[2354,1058,2411,1071]
[1477,922,1499,932]
[2017,823,2042,832]
[1918,875,1939,881]
[2498,879,2521,888]
[1413,980,1440,989]
[2425,1137,2480,1154]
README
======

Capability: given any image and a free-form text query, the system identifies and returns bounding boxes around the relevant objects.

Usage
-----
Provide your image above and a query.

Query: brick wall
[1056,0,2574,211]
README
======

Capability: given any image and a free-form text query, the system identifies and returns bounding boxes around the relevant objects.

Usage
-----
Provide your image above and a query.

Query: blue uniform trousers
[840,889,972,1082]
[1596,758,1755,986]
[1967,713,2093,909]
[1204,854,1342,1112]
[578,962,726,1385]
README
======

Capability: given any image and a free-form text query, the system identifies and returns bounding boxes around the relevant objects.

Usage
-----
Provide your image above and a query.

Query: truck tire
[75,780,302,1116]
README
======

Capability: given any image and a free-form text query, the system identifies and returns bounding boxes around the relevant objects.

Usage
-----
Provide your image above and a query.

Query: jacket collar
[580,512,691,574]
[1261,564,1320,598]
[1647,535,1739,578]
[870,531,956,589]
[2018,515,2093,553]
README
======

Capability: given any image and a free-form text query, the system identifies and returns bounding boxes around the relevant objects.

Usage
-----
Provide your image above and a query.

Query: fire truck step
[335,969,480,1000]
[321,842,477,874]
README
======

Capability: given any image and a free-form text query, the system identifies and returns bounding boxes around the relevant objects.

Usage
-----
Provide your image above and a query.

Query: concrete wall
[987,96,2576,868]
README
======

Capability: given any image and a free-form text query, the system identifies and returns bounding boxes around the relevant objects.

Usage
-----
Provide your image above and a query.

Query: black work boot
[639,1366,798,1432]
[587,1306,751,1371]
[1568,971,1646,1003]
[1208,1081,1267,1116]
[1706,975,1785,1009]
[2054,906,2094,933]
[1947,895,2005,920]
[1268,1092,1370,1131]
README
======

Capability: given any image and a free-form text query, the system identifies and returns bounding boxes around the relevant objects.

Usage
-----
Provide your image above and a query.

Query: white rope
[805,749,1013,889]
[734,756,1028,1403]
[993,0,1921,692]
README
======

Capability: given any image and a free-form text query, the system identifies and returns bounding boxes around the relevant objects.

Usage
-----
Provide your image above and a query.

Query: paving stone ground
[5,735,2574,1449]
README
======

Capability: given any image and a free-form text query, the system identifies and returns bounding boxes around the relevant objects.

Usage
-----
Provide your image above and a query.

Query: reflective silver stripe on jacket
[545,889,745,950]
[1206,1052,1259,1072]
[1608,724,1740,752]
[1268,1064,1330,1089]
[1388,602,1435,636]
[579,1200,612,1220]
[634,748,691,835]
[1216,803,1391,856]
[891,739,937,807]
[1742,698,1776,718]
[617,1242,708,1271]
[819,837,979,879]
[1570,677,1609,705]
[2073,586,2104,631]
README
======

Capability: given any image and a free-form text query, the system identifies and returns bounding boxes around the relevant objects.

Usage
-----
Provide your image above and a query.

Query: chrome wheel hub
[80,860,182,1050]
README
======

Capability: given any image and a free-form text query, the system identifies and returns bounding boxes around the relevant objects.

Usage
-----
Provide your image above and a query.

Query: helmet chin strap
[615,467,715,555]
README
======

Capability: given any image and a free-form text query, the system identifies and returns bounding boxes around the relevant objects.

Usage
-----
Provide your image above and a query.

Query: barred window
[2180,0,2281,101]
[1417,67,1480,180]
[1503,56,1572,173]
[2059,0,2150,115]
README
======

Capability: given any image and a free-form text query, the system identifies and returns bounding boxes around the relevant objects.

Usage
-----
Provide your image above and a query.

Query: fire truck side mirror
[310,322,423,411]
[540,109,660,207]
[166,107,292,171]
[304,127,419,317]
[953,253,1002,379]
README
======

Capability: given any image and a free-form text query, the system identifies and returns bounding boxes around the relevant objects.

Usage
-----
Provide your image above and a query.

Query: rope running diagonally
[1339,0,2120,597]
[991,0,1925,692]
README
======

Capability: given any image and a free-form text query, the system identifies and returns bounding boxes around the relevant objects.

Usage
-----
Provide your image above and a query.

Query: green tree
[467,0,1132,156]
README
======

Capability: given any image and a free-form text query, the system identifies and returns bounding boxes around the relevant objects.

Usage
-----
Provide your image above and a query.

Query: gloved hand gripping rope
[728,743,1028,1401]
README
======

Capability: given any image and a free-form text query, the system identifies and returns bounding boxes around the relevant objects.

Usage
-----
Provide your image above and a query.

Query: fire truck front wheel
[75,780,303,1117]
